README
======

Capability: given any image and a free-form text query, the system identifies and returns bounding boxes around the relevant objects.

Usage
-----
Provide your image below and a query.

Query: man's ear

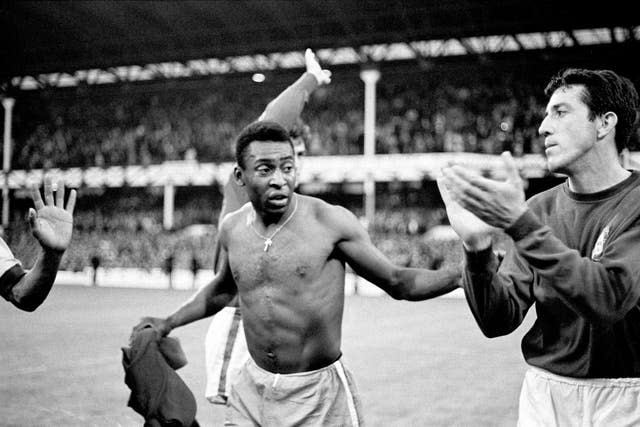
[597,111,618,140]
[233,165,245,186]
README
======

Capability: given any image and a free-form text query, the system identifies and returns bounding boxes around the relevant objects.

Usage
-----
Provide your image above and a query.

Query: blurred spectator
[90,252,100,287]
[190,252,200,289]
[163,252,174,290]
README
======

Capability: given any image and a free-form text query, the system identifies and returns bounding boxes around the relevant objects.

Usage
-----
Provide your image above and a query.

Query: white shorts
[518,366,640,427]
[225,356,363,427]
[205,306,249,404]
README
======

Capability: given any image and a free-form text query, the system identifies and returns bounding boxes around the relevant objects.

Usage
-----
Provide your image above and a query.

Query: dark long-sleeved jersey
[463,171,640,378]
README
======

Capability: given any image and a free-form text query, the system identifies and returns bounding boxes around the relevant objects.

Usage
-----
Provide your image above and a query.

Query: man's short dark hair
[235,121,294,168]
[544,68,640,152]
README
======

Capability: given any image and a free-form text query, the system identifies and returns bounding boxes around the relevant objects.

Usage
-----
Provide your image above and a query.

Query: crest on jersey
[591,224,611,262]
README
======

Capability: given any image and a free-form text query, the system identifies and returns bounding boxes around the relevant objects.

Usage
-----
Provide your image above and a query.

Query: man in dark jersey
[0,178,76,311]
[439,68,640,425]
[135,119,462,426]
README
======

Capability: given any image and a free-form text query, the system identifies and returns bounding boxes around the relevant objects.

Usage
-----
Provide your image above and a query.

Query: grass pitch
[0,286,533,426]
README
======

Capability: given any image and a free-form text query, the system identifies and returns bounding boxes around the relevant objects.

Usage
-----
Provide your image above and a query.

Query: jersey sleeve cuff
[464,245,497,272]
[0,264,27,301]
[505,209,545,242]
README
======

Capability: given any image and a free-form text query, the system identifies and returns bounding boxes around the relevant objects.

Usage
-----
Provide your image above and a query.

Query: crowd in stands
[5,186,464,274]
[11,68,638,170]
[4,66,639,277]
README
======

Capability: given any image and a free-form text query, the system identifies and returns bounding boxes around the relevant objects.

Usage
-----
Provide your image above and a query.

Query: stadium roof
[1,0,639,87]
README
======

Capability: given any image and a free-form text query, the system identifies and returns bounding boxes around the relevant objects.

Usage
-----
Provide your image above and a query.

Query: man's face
[237,141,296,215]
[538,84,599,174]
[293,138,306,158]
[292,137,306,182]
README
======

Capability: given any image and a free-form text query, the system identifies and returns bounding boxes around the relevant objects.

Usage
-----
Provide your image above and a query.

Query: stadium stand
[2,1,639,279]
[4,71,640,276]
[2,4,640,426]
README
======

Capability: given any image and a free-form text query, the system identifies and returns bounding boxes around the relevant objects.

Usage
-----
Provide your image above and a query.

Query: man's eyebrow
[248,155,294,164]
[248,156,273,163]
[545,102,570,114]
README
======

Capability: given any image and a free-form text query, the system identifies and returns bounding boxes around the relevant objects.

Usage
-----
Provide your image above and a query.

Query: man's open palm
[29,177,76,252]
[305,48,331,85]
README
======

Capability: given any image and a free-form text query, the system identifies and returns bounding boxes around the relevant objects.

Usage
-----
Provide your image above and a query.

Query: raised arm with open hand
[4,177,77,311]
[29,177,76,252]
[305,48,331,85]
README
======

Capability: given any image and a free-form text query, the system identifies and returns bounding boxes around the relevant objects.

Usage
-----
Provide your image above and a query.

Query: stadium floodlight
[252,73,266,83]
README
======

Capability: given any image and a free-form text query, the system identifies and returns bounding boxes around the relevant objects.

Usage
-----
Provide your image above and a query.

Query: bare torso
[224,196,346,373]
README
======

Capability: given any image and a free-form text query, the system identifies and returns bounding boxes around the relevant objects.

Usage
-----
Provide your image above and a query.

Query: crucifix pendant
[263,239,272,252]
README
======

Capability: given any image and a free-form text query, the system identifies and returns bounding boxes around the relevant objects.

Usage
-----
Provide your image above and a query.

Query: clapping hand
[440,152,527,230]
[437,175,494,251]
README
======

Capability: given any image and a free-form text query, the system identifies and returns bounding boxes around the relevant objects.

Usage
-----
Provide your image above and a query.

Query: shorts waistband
[248,354,343,378]
[528,366,640,388]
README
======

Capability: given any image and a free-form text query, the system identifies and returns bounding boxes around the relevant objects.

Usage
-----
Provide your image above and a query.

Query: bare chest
[226,225,336,291]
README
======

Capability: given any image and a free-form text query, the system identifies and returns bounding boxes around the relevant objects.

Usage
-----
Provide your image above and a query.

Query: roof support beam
[7,26,639,91]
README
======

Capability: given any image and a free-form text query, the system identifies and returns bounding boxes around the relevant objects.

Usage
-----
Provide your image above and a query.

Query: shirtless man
[205,48,326,405]
[135,121,460,426]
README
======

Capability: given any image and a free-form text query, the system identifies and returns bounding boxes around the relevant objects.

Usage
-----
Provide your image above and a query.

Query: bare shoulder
[299,194,349,219]
[300,195,363,238]
[219,202,252,240]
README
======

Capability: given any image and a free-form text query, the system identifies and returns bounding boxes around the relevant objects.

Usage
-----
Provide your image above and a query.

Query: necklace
[248,196,298,252]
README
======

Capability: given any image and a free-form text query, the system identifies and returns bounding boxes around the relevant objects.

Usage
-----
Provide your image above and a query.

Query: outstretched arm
[4,178,76,311]
[134,226,238,336]
[331,205,461,301]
